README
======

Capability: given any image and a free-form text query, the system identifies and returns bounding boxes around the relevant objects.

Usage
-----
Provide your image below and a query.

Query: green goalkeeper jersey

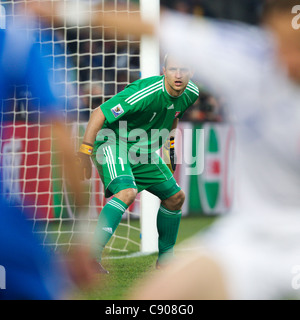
[96,75,199,154]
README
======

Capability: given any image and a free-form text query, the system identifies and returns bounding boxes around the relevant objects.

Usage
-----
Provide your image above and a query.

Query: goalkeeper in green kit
[77,55,199,273]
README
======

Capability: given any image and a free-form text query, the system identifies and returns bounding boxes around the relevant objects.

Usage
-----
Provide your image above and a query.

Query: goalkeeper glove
[76,142,93,180]
[163,137,176,174]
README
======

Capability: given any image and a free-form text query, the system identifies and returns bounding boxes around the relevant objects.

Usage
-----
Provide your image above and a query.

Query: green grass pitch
[68,215,217,300]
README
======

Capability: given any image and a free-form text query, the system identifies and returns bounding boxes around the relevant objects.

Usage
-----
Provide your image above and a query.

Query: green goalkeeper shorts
[91,142,181,200]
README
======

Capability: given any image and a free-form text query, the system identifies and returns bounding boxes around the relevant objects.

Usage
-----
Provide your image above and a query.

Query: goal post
[139,0,160,253]
[0,0,161,255]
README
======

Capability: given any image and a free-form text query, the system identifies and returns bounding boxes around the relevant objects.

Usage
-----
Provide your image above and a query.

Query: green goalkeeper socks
[157,205,182,264]
[92,197,128,262]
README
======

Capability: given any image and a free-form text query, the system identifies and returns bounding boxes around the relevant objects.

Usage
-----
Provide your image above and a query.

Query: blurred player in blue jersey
[0,19,93,299]
[0,23,67,300]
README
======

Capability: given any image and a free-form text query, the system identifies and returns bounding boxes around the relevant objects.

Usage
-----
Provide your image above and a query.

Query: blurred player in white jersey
[127,0,300,300]
[28,0,300,299]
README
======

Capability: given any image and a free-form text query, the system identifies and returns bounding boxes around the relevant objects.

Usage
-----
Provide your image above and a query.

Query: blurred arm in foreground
[25,0,154,38]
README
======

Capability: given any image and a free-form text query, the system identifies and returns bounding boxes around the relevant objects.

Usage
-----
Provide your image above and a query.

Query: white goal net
[0,0,159,255]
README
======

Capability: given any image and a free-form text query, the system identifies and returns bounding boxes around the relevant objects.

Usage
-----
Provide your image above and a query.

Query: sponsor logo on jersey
[167,104,174,109]
[111,104,124,118]
[175,111,181,118]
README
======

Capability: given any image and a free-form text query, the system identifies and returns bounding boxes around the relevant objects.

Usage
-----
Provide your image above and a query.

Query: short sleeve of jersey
[100,81,145,124]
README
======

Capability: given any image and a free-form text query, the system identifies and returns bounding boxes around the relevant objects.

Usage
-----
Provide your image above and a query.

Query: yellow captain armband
[79,143,93,156]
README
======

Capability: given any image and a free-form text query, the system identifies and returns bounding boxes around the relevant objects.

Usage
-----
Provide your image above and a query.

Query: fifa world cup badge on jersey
[111,104,124,118]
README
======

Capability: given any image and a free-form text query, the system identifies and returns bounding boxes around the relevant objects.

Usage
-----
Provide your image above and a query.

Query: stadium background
[0,0,265,298]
